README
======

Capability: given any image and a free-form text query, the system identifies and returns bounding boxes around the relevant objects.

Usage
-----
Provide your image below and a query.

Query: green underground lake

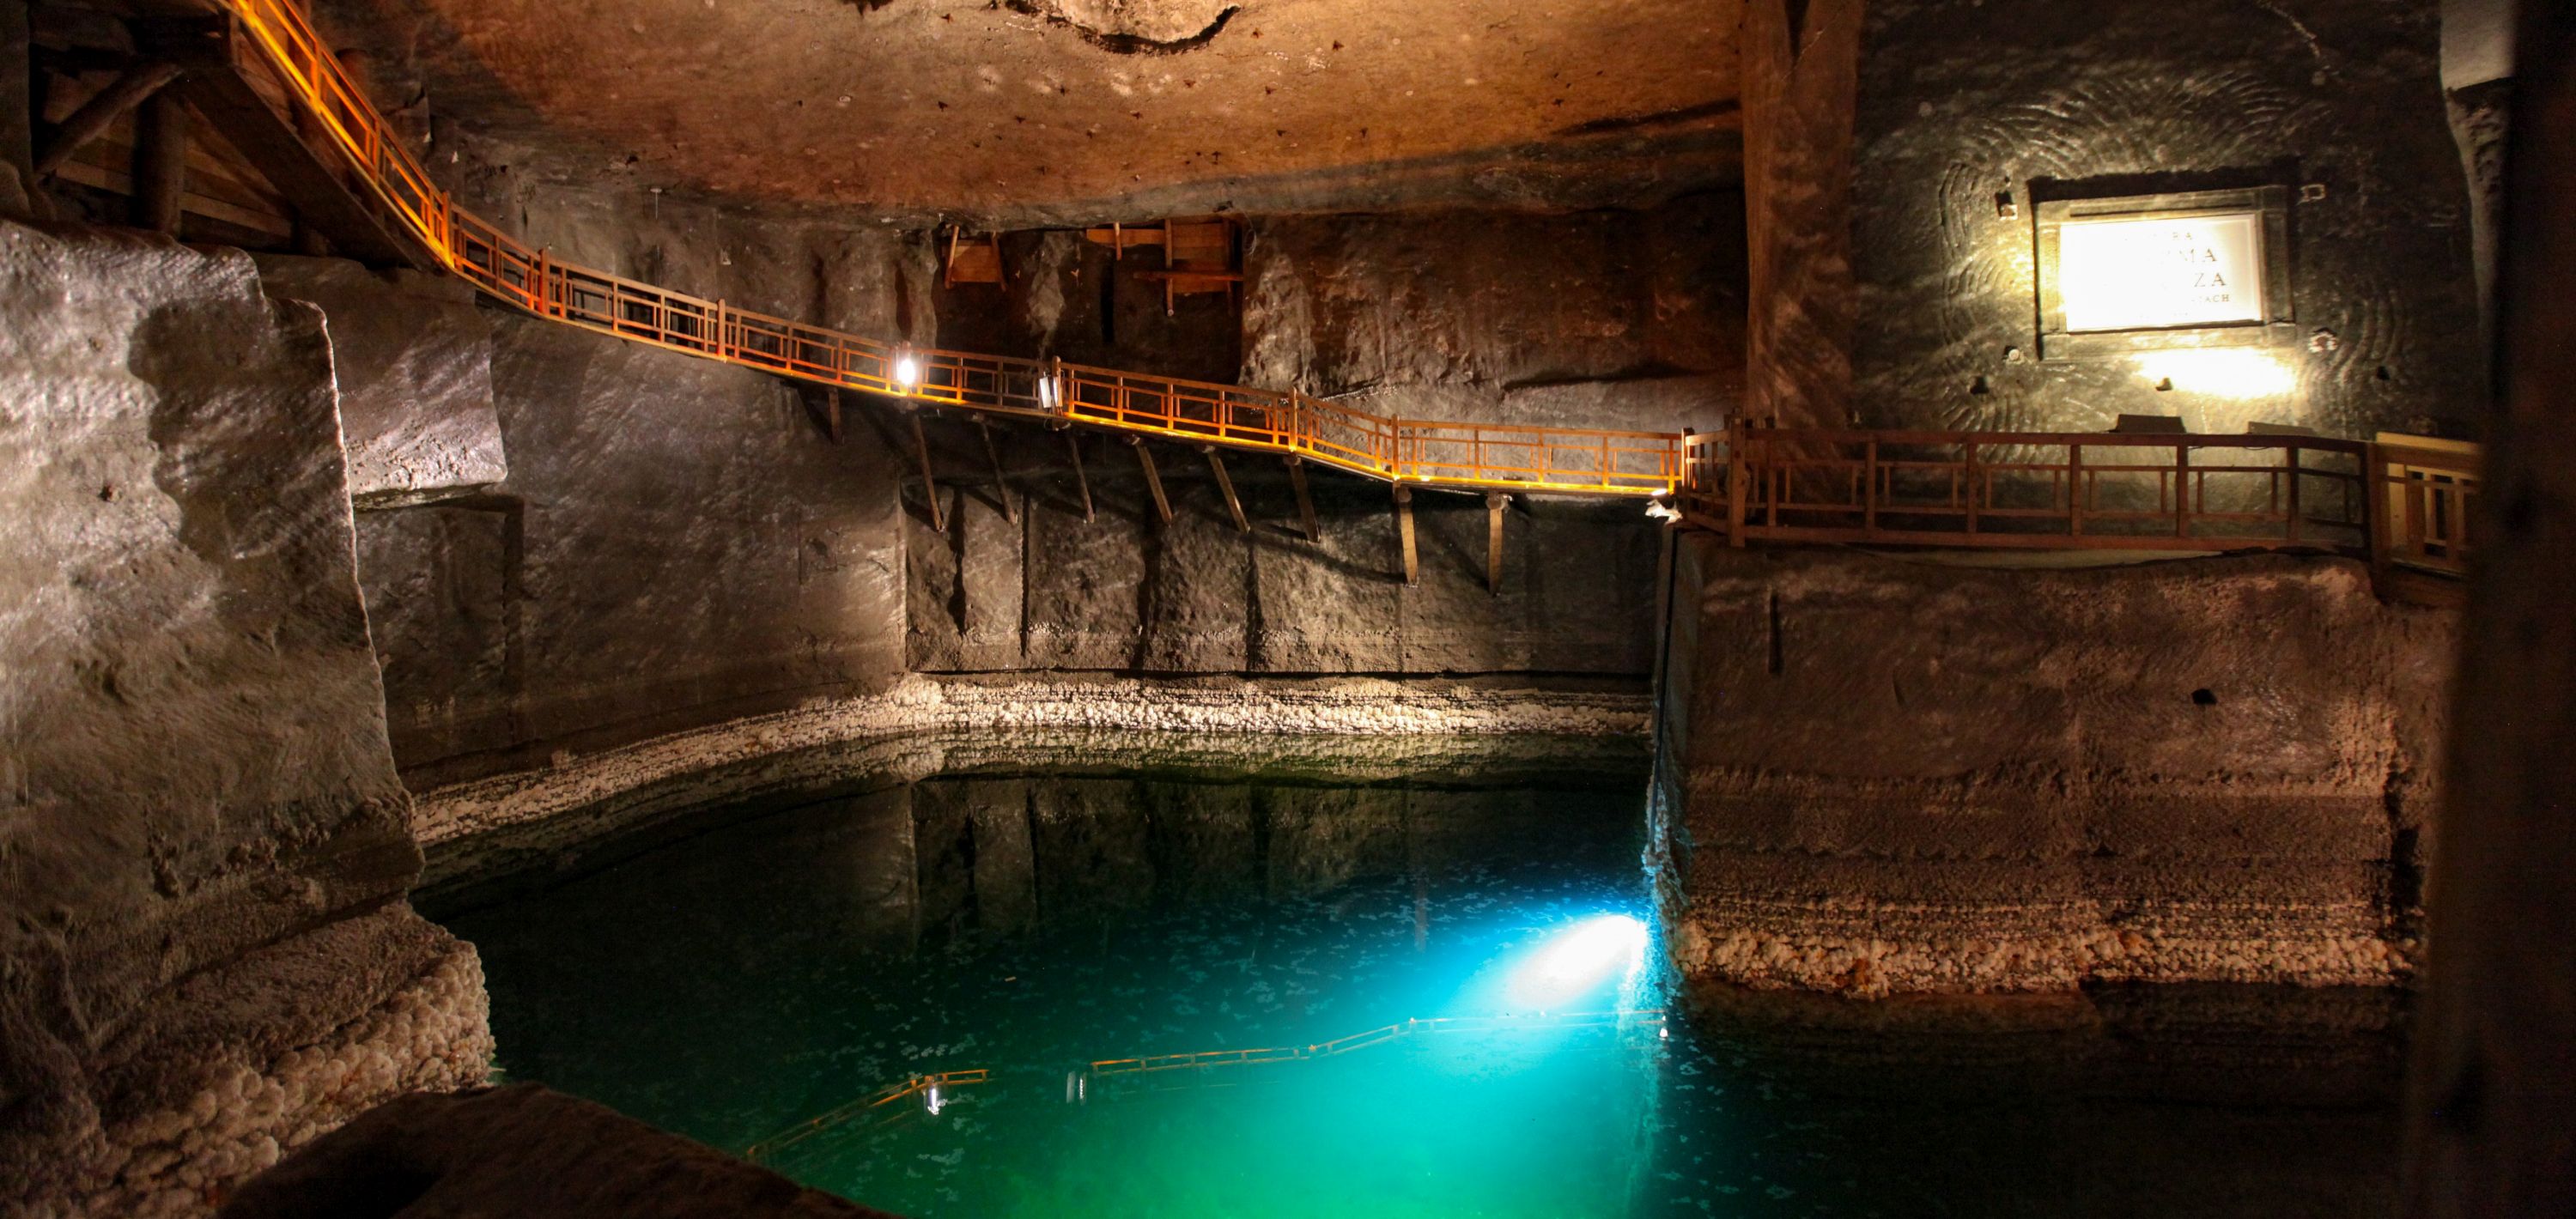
[427,734,2407,1218]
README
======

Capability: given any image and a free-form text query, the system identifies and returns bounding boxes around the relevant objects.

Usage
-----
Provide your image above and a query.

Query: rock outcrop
[0,219,489,1216]
[252,255,506,507]
[1656,538,2456,997]
[217,1085,899,1219]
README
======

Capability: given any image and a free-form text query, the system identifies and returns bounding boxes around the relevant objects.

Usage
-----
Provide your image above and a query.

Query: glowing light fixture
[925,1085,944,1115]
[894,349,921,392]
[2129,349,2298,401]
[2058,211,2265,333]
[1507,913,1648,1009]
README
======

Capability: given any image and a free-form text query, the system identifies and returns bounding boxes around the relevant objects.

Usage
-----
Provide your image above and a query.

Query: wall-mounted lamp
[893,346,921,393]
[1036,356,1065,411]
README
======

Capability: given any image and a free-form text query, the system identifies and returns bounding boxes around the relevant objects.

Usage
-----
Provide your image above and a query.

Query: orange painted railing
[1679,428,2479,576]
[743,1069,989,1161]
[206,0,2482,570]
[207,0,1682,497]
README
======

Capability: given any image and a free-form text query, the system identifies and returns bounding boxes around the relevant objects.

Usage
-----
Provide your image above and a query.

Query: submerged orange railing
[204,0,1683,496]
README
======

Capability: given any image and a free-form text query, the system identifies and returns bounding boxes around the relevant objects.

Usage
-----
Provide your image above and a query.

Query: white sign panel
[2057,211,2266,332]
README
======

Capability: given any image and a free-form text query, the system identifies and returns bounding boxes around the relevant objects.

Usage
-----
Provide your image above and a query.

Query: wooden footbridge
[125,0,2480,585]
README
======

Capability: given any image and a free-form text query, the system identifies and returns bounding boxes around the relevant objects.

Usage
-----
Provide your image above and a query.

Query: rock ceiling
[324,0,1742,221]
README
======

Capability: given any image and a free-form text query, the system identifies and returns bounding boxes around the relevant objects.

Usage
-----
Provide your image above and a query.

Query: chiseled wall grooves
[1658,537,2456,998]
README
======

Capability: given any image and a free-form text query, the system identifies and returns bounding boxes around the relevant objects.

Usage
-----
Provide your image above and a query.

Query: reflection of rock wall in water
[421,737,1650,929]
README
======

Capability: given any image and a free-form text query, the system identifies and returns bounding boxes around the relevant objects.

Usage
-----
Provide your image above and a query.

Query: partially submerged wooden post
[1393,484,1418,585]
[909,411,946,533]
[1129,438,1172,525]
[1285,457,1319,542]
[1485,491,1510,595]
[1204,448,1249,533]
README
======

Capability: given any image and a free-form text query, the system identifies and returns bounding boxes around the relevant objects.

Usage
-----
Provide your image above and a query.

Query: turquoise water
[435,759,2403,1218]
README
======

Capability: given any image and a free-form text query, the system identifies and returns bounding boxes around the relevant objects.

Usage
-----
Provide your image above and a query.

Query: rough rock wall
[902,444,1662,676]
[0,220,488,1216]
[1850,0,2485,438]
[1237,198,1744,434]
[1658,537,2455,997]
[1739,0,1862,428]
[359,312,910,786]
[253,255,507,506]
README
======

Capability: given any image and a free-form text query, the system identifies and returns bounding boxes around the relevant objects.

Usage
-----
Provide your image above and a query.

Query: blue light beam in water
[1504,913,1648,1010]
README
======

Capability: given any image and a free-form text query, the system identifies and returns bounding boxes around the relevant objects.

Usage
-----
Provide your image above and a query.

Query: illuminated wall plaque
[2035,185,2295,360]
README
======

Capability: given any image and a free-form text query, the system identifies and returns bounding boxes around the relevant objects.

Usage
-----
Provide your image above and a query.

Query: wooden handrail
[203,0,2479,572]
[204,0,1683,497]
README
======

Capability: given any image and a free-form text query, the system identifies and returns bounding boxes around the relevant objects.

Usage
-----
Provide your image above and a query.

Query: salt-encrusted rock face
[0,219,489,1216]
[1656,539,2458,997]
[252,255,506,507]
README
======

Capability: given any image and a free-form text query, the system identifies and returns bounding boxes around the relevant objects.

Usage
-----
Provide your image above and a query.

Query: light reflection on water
[435,755,2403,1219]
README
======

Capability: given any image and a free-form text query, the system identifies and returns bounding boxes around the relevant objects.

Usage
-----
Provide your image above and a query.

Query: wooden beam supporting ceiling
[977,419,1017,524]
[1203,447,1248,533]
[908,410,946,533]
[139,17,417,266]
[33,59,182,179]
[1130,438,1172,525]
[130,86,187,234]
[1060,428,1095,522]
[1285,456,1319,543]
[1393,484,1418,586]
[1485,491,1511,596]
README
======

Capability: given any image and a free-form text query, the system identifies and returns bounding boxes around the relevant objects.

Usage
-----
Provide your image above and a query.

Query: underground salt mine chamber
[3,0,2571,1214]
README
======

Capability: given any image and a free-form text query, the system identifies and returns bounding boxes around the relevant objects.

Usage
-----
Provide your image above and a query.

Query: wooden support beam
[978,420,1016,524]
[141,19,416,265]
[1285,456,1319,542]
[3,0,33,185]
[131,88,187,234]
[1394,484,1418,585]
[1204,447,1248,533]
[1066,431,1095,521]
[909,410,946,533]
[1485,491,1510,595]
[1130,438,1172,525]
[824,387,843,444]
[33,60,183,179]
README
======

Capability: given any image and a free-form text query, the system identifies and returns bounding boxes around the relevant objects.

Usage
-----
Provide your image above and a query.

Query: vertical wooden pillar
[1285,457,1319,542]
[824,388,844,444]
[131,89,188,235]
[2,0,31,191]
[1131,439,1172,525]
[2403,6,2576,1213]
[1393,484,1418,585]
[909,411,946,533]
[1484,492,1510,595]
[1204,448,1248,533]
